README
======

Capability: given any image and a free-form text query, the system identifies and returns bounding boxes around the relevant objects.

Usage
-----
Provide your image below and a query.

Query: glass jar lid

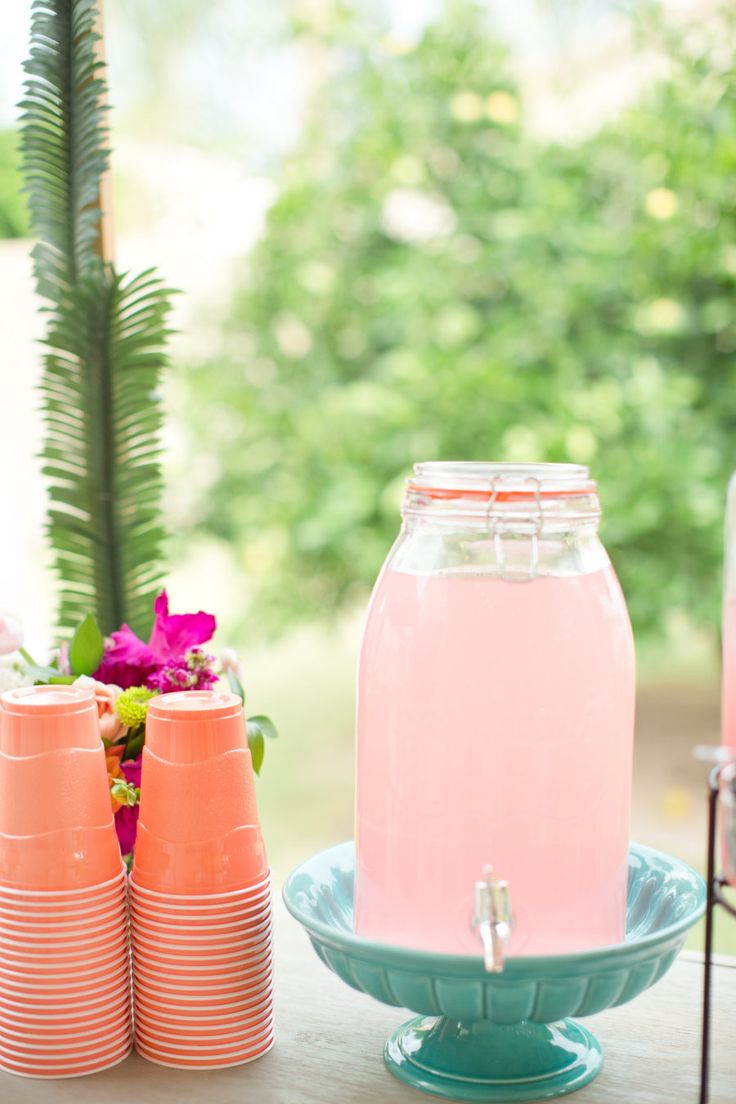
[403,462,600,527]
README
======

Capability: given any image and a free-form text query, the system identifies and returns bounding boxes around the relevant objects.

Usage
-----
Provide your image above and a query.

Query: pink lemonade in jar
[721,595,736,756]
[354,463,636,956]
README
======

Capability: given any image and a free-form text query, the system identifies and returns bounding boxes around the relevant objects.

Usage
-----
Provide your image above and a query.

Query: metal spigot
[471,866,513,974]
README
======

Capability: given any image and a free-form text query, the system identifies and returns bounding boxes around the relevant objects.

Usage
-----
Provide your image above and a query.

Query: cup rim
[0,1001,131,1032]
[0,979,131,1010]
[131,959,271,982]
[131,937,271,967]
[0,866,126,899]
[133,984,272,1017]
[131,926,271,954]
[130,877,270,902]
[133,1034,273,1070]
[0,992,131,1021]
[0,1030,132,1058]
[0,1015,131,1042]
[129,871,270,902]
[134,1001,272,1039]
[130,903,270,928]
[131,956,270,981]
[0,956,130,982]
[0,1039,132,1073]
[0,948,130,976]
[0,1023,132,1054]
[132,922,271,947]
[0,960,131,991]
[130,912,270,937]
[0,918,128,950]
[0,932,130,961]
[0,889,126,919]
[0,902,128,931]
[133,970,271,1000]
[134,1018,273,1055]
[133,990,272,1021]
[129,897,271,923]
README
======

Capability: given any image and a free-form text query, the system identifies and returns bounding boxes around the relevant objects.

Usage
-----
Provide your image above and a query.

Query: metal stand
[700,765,736,1104]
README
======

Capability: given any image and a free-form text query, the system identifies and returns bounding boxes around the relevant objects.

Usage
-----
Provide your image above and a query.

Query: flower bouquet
[0,593,276,862]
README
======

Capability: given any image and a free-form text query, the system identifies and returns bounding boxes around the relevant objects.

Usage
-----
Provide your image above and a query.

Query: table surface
[1,902,734,1104]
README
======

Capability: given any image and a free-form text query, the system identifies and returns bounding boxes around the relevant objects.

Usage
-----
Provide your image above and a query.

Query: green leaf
[68,614,104,676]
[226,667,245,701]
[246,723,265,776]
[123,726,146,760]
[246,715,278,776]
[25,664,66,684]
[247,714,278,741]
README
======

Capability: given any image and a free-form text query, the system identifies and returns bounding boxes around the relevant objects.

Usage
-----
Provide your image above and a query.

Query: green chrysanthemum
[115,686,156,728]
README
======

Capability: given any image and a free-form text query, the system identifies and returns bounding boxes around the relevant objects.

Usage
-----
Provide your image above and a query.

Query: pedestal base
[384,1015,602,1103]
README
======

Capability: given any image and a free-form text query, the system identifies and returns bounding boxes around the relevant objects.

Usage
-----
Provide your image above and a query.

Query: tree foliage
[181,1,736,640]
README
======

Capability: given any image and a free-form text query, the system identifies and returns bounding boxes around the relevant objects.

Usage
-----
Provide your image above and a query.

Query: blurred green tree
[183,0,736,639]
[0,130,29,237]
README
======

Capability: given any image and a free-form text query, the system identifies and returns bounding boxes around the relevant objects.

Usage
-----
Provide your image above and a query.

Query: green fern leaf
[19,1,173,638]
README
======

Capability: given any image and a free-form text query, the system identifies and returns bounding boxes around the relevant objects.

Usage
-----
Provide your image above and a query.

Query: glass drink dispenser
[355,463,635,959]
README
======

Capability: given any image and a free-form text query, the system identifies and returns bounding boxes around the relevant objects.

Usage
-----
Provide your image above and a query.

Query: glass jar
[354,462,636,957]
[722,473,736,755]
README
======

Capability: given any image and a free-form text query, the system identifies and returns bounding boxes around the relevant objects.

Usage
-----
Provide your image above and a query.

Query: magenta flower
[114,756,142,857]
[147,648,219,694]
[94,591,216,689]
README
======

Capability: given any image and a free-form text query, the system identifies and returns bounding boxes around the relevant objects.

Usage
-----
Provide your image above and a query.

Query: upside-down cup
[0,686,102,756]
[0,825,123,890]
[129,870,271,913]
[144,690,248,762]
[0,748,114,836]
[139,746,259,840]
[0,867,126,913]
[131,823,268,894]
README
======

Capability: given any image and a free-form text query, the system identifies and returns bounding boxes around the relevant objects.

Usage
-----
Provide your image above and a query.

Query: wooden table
[2,904,734,1104]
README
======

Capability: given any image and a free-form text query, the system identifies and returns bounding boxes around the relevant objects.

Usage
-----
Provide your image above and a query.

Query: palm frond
[40,269,173,635]
[20,0,109,300]
[19,0,173,638]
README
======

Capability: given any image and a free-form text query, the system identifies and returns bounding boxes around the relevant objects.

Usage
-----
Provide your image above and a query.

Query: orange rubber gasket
[407,484,595,503]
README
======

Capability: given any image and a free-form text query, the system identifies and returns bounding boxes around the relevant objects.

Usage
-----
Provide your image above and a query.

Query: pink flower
[115,804,139,857]
[121,757,142,788]
[147,648,218,694]
[74,676,127,744]
[94,591,216,690]
[114,756,142,857]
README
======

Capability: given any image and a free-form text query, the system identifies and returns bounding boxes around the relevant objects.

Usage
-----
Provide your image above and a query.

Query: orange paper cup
[134,1033,272,1071]
[0,686,100,755]
[144,691,247,763]
[0,749,113,836]
[0,1039,132,1079]
[129,874,270,911]
[0,865,126,907]
[139,747,259,841]
[131,823,268,894]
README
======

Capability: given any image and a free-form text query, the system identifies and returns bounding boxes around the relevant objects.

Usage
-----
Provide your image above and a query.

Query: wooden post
[93,0,115,265]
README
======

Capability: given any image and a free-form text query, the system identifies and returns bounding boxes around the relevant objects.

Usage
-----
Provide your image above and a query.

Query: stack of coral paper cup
[130,691,273,1069]
[0,686,132,1078]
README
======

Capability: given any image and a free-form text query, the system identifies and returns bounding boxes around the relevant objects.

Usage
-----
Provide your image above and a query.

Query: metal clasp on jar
[484,475,544,581]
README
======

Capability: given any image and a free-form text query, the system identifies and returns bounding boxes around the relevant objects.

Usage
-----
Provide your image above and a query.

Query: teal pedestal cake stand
[283,842,705,1103]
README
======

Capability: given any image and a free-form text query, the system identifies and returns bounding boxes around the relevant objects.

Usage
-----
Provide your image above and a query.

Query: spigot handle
[472,866,513,974]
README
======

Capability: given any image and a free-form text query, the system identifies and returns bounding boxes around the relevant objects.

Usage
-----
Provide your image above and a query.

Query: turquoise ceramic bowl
[283,842,705,1103]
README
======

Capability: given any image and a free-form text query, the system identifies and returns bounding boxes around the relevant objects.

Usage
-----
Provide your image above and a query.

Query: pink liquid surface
[355,565,635,955]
